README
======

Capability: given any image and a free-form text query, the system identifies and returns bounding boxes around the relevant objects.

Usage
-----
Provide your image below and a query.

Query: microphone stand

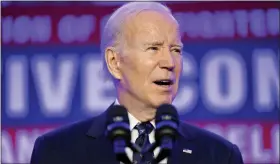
[115,137,173,164]
[114,138,141,164]
[142,136,173,164]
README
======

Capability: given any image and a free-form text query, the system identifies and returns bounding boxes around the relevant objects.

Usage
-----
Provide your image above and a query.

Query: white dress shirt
[115,99,167,163]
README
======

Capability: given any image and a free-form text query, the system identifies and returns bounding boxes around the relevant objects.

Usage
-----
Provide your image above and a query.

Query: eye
[172,48,182,54]
[148,46,159,51]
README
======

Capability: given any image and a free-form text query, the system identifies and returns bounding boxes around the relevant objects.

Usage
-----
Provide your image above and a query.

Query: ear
[104,47,122,80]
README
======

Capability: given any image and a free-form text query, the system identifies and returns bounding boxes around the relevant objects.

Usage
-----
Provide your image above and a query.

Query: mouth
[153,79,174,87]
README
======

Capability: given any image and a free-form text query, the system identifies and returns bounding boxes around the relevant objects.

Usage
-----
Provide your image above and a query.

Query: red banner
[2,2,279,46]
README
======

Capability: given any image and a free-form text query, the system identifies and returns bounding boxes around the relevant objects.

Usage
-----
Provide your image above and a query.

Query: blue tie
[133,122,154,164]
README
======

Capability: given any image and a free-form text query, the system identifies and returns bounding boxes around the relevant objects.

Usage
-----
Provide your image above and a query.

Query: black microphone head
[155,103,179,144]
[106,105,130,143]
[106,105,129,124]
[156,103,179,124]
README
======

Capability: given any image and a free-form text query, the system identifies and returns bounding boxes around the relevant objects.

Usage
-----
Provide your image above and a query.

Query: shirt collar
[114,99,155,130]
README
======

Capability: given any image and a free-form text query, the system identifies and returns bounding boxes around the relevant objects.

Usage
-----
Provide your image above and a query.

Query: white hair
[100,1,174,81]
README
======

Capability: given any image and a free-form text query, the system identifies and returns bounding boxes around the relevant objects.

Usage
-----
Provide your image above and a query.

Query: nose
[159,48,175,71]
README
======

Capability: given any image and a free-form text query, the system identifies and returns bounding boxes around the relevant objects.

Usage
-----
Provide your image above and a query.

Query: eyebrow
[171,43,184,48]
[144,41,164,47]
[144,41,184,48]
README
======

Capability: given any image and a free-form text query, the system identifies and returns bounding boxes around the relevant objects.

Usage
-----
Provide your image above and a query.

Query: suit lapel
[85,103,119,164]
[84,103,200,164]
[167,121,198,164]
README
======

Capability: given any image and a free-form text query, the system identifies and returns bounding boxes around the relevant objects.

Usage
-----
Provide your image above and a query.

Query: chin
[151,96,173,108]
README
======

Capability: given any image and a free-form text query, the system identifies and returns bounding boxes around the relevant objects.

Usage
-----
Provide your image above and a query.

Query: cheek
[120,58,138,82]
[175,58,183,76]
[122,52,142,71]
[121,56,148,84]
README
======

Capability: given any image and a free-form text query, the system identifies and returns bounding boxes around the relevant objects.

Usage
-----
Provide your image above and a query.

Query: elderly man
[30,2,244,164]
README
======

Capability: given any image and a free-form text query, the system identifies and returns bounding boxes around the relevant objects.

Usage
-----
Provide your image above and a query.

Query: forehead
[124,11,181,45]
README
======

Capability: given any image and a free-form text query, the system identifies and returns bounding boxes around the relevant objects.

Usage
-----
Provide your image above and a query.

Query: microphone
[106,105,141,164]
[143,103,179,163]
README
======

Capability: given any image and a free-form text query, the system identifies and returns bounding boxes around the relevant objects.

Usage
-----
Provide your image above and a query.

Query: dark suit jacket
[30,106,244,164]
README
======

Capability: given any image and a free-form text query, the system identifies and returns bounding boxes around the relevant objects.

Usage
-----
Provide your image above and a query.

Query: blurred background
[1,1,279,164]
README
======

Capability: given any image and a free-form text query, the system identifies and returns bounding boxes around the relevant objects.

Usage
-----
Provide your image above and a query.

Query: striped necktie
[133,122,154,164]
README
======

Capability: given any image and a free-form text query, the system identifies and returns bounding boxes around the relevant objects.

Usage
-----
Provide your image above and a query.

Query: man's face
[118,11,183,108]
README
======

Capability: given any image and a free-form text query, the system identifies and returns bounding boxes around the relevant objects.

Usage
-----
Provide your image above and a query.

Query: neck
[116,86,156,122]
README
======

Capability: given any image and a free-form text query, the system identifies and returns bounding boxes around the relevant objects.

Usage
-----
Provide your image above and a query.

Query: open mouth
[153,79,174,86]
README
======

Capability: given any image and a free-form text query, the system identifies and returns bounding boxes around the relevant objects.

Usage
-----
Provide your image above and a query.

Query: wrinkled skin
[105,10,183,121]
